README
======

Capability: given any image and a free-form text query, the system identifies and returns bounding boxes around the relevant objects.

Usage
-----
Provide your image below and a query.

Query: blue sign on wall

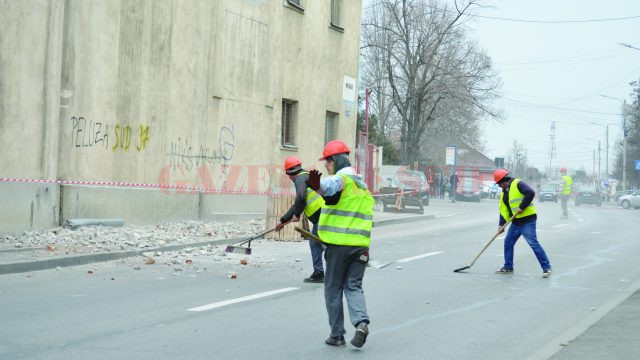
[635,160,640,171]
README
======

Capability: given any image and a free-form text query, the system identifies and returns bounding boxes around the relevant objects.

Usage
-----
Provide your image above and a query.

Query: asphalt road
[1,200,638,360]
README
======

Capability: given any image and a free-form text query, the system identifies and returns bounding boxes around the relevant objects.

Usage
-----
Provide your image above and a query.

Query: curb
[0,236,246,276]
[372,211,464,227]
[373,215,436,227]
[1,212,464,275]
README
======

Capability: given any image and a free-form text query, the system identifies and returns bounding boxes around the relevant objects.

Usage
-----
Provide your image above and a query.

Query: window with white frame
[281,100,297,147]
[330,0,341,27]
[325,111,338,144]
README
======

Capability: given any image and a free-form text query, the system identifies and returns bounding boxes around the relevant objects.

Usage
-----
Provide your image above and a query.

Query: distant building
[0,0,363,233]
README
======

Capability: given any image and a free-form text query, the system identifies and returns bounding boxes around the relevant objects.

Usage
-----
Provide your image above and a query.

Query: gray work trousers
[324,244,369,337]
[560,194,570,217]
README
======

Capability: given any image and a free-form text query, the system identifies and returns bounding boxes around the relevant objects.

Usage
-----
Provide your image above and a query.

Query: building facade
[0,0,363,234]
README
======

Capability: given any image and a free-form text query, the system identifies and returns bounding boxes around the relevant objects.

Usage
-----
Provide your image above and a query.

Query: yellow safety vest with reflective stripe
[500,178,537,222]
[318,174,374,247]
[561,175,572,195]
[297,172,325,217]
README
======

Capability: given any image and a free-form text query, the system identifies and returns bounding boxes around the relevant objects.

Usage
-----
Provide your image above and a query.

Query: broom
[225,220,292,255]
[453,215,515,273]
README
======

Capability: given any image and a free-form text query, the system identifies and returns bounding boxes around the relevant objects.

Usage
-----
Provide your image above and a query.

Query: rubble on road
[0,219,265,254]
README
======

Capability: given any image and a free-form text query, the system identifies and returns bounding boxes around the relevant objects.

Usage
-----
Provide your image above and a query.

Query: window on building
[287,0,303,11]
[330,0,341,28]
[325,111,338,144]
[282,100,297,147]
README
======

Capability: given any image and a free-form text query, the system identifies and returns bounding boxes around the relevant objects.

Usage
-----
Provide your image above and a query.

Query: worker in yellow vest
[559,167,573,219]
[307,140,374,348]
[276,156,326,283]
[493,169,552,278]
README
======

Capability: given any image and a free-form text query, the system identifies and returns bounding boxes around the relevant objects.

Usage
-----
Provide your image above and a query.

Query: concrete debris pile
[0,219,265,254]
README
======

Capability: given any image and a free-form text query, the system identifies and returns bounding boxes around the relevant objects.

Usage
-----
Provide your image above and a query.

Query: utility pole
[598,140,601,185]
[605,125,609,179]
[547,121,556,180]
[592,149,596,185]
[623,106,628,192]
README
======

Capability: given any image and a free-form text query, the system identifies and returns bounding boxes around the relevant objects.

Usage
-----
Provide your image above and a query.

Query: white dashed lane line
[396,251,444,263]
[187,287,299,312]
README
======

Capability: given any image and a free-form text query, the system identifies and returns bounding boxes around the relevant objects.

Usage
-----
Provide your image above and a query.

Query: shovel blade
[225,245,252,255]
[453,265,470,273]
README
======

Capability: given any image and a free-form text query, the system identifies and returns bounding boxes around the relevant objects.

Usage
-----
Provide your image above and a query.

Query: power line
[362,1,640,24]
[468,14,640,24]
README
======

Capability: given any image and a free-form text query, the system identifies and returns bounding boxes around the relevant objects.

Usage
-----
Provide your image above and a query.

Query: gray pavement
[0,199,640,359]
[0,197,465,276]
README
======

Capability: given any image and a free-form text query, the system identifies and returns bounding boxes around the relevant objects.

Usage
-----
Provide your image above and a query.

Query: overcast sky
[361,0,640,176]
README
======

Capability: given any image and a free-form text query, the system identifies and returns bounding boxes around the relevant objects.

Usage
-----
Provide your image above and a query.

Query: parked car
[574,186,602,207]
[538,186,558,203]
[614,190,634,202]
[390,169,430,205]
[617,190,640,209]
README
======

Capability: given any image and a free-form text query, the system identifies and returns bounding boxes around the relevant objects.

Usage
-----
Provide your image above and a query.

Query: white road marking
[187,287,299,312]
[552,224,568,228]
[589,231,601,235]
[396,251,444,263]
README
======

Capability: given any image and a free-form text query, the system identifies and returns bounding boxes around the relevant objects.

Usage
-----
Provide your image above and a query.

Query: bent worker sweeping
[307,140,373,348]
[276,156,326,283]
[493,168,552,278]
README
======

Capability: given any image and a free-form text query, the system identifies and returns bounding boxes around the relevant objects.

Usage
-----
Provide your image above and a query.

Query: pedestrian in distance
[559,167,573,219]
[493,169,552,278]
[449,172,459,200]
[307,140,374,348]
[276,156,326,283]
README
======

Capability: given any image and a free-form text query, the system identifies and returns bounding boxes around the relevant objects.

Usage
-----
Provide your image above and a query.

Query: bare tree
[361,0,501,165]
[506,140,528,179]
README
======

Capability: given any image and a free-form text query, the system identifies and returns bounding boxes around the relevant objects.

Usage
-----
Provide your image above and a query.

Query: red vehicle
[455,167,482,202]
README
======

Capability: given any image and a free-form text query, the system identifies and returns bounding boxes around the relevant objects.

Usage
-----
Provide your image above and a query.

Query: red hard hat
[319,140,351,160]
[284,156,302,171]
[560,167,567,173]
[493,168,509,183]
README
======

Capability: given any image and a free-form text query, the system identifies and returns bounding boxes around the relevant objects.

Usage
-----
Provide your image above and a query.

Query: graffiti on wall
[71,117,109,149]
[166,126,235,172]
[70,116,150,152]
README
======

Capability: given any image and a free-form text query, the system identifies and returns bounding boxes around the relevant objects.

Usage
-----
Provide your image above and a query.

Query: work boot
[542,269,552,278]
[350,322,369,348]
[303,271,324,283]
[495,267,513,274]
[325,335,346,346]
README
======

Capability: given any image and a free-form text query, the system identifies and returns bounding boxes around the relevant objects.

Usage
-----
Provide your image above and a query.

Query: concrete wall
[0,0,362,234]
[0,182,59,234]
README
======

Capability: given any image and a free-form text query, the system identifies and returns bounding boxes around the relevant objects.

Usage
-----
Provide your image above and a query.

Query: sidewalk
[547,285,640,360]
[0,199,465,275]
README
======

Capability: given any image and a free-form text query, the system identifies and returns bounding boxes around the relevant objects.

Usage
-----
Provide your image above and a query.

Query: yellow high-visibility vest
[297,172,325,217]
[318,174,374,247]
[500,179,537,222]
[561,175,573,195]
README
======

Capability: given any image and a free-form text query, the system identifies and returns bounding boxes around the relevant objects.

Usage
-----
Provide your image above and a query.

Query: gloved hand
[275,221,285,231]
[513,207,523,215]
[292,215,300,222]
[307,169,322,191]
[497,226,505,234]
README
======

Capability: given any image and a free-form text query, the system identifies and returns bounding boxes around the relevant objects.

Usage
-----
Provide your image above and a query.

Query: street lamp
[599,94,630,192]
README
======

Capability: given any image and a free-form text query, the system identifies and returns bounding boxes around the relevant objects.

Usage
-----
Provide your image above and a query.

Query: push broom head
[225,245,252,255]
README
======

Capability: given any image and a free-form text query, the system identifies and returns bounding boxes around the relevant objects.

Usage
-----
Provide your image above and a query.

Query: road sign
[445,146,456,165]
